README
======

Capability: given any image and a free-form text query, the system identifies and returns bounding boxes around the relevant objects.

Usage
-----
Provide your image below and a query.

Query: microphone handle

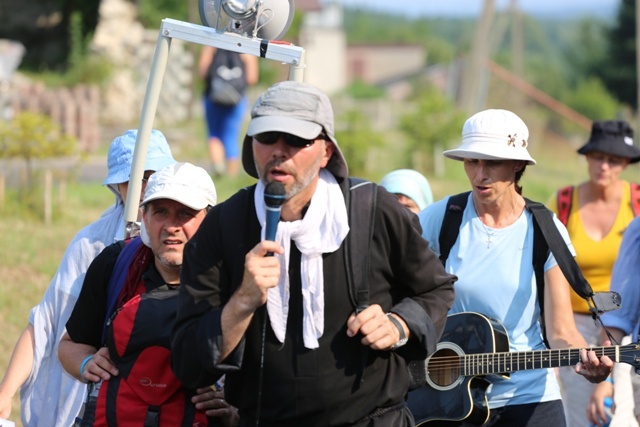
[265,206,281,257]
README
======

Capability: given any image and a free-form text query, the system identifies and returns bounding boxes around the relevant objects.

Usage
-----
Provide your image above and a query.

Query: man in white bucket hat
[415,109,613,427]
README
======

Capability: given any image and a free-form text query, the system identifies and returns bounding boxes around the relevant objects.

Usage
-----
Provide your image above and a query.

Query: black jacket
[171,181,456,426]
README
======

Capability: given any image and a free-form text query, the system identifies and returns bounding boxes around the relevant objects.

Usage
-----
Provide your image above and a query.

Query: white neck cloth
[254,169,350,349]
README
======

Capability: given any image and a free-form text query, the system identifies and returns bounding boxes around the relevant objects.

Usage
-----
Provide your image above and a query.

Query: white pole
[123,32,172,238]
[121,19,306,238]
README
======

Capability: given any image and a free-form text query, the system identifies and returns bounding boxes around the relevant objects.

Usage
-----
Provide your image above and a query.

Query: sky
[338,0,621,18]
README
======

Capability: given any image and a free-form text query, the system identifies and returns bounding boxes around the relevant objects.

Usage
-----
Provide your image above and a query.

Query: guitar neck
[462,345,620,376]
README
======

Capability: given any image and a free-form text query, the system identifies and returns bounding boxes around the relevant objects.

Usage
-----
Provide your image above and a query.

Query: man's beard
[256,155,323,200]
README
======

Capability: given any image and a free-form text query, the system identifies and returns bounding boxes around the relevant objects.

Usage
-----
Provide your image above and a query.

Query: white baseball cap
[141,162,217,210]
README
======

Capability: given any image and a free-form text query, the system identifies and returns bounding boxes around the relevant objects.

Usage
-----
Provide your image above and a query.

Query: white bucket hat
[443,109,536,165]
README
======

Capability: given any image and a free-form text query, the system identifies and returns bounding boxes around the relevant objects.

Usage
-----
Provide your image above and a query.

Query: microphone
[264,181,286,255]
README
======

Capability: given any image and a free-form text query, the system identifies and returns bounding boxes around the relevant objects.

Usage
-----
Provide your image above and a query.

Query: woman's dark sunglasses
[254,131,326,148]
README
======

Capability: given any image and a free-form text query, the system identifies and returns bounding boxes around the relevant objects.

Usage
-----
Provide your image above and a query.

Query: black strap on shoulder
[438,192,470,266]
[345,177,377,313]
[531,208,549,316]
[525,198,594,300]
[344,177,377,390]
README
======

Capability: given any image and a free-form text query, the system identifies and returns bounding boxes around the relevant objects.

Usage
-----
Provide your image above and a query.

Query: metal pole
[288,50,306,82]
[123,32,172,238]
[460,0,495,114]
[121,19,306,238]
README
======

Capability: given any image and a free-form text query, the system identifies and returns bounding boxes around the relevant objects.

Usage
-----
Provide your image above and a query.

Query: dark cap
[577,120,640,163]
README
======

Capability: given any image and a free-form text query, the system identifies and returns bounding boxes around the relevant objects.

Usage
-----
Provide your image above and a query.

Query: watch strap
[387,312,408,350]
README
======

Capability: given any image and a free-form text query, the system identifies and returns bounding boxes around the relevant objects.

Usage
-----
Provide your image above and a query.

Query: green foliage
[344,9,434,45]
[344,80,385,99]
[64,11,113,86]
[68,11,85,72]
[561,18,609,85]
[599,0,637,109]
[0,112,77,192]
[0,112,76,161]
[335,109,385,176]
[398,85,465,173]
[566,78,620,120]
[20,8,112,87]
[138,0,189,29]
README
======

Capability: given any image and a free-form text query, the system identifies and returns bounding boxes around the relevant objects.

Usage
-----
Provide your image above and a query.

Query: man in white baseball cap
[60,162,238,425]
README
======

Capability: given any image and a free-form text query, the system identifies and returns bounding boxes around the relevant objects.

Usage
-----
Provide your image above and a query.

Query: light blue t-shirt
[419,193,574,408]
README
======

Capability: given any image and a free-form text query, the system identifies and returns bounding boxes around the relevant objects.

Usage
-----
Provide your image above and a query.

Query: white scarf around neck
[254,169,350,348]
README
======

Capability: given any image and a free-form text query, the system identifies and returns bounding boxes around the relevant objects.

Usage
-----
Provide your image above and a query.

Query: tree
[398,85,466,175]
[0,112,77,190]
[334,109,385,177]
[599,0,637,109]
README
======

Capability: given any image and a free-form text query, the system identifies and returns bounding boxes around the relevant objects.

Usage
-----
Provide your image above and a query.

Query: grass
[0,183,114,421]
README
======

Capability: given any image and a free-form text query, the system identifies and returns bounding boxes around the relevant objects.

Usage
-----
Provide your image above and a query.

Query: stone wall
[9,76,101,152]
[91,0,194,127]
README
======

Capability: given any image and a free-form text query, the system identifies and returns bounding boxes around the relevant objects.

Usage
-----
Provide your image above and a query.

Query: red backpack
[91,239,210,426]
[556,183,640,226]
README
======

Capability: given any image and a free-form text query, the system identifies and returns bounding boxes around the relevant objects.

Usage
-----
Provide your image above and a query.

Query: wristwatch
[386,313,408,350]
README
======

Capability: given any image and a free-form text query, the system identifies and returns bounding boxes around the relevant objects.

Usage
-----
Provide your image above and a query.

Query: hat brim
[102,158,176,186]
[247,116,322,139]
[140,191,209,211]
[443,146,536,165]
[242,117,348,181]
[577,142,640,164]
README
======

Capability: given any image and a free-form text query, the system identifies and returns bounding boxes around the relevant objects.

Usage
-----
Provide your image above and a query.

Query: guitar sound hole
[428,347,461,387]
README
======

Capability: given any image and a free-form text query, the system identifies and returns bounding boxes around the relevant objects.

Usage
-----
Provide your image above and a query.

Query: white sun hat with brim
[443,109,536,165]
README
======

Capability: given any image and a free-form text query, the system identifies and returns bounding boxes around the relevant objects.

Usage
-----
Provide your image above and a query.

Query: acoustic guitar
[407,312,640,426]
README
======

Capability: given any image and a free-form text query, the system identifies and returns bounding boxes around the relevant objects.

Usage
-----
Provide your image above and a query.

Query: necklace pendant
[486,235,492,248]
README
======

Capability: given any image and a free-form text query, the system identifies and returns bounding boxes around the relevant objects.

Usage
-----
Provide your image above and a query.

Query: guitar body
[408,312,510,426]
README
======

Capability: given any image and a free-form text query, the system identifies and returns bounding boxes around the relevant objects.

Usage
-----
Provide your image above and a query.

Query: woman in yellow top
[546,119,640,427]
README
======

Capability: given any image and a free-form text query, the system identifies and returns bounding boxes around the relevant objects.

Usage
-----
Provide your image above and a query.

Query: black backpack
[207,49,247,106]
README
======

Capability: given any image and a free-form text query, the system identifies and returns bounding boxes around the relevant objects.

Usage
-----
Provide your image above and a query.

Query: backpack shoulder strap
[556,185,574,226]
[102,236,144,343]
[438,192,470,266]
[525,198,593,299]
[630,183,640,216]
[345,178,377,313]
[528,201,549,344]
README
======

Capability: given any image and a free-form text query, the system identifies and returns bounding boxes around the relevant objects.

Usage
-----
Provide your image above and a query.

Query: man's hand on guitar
[575,340,614,383]
[346,304,408,350]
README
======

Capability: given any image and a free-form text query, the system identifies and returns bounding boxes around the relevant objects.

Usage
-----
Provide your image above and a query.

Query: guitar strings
[425,346,638,372]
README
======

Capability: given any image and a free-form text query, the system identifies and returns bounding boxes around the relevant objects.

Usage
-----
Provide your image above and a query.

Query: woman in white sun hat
[414,109,613,426]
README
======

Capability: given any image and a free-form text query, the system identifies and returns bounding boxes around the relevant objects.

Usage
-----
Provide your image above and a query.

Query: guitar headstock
[618,343,640,370]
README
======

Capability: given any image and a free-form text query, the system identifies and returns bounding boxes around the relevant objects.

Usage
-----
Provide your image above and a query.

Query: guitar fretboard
[462,346,619,376]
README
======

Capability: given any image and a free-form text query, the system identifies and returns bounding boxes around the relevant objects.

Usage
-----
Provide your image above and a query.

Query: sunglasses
[254,132,326,148]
